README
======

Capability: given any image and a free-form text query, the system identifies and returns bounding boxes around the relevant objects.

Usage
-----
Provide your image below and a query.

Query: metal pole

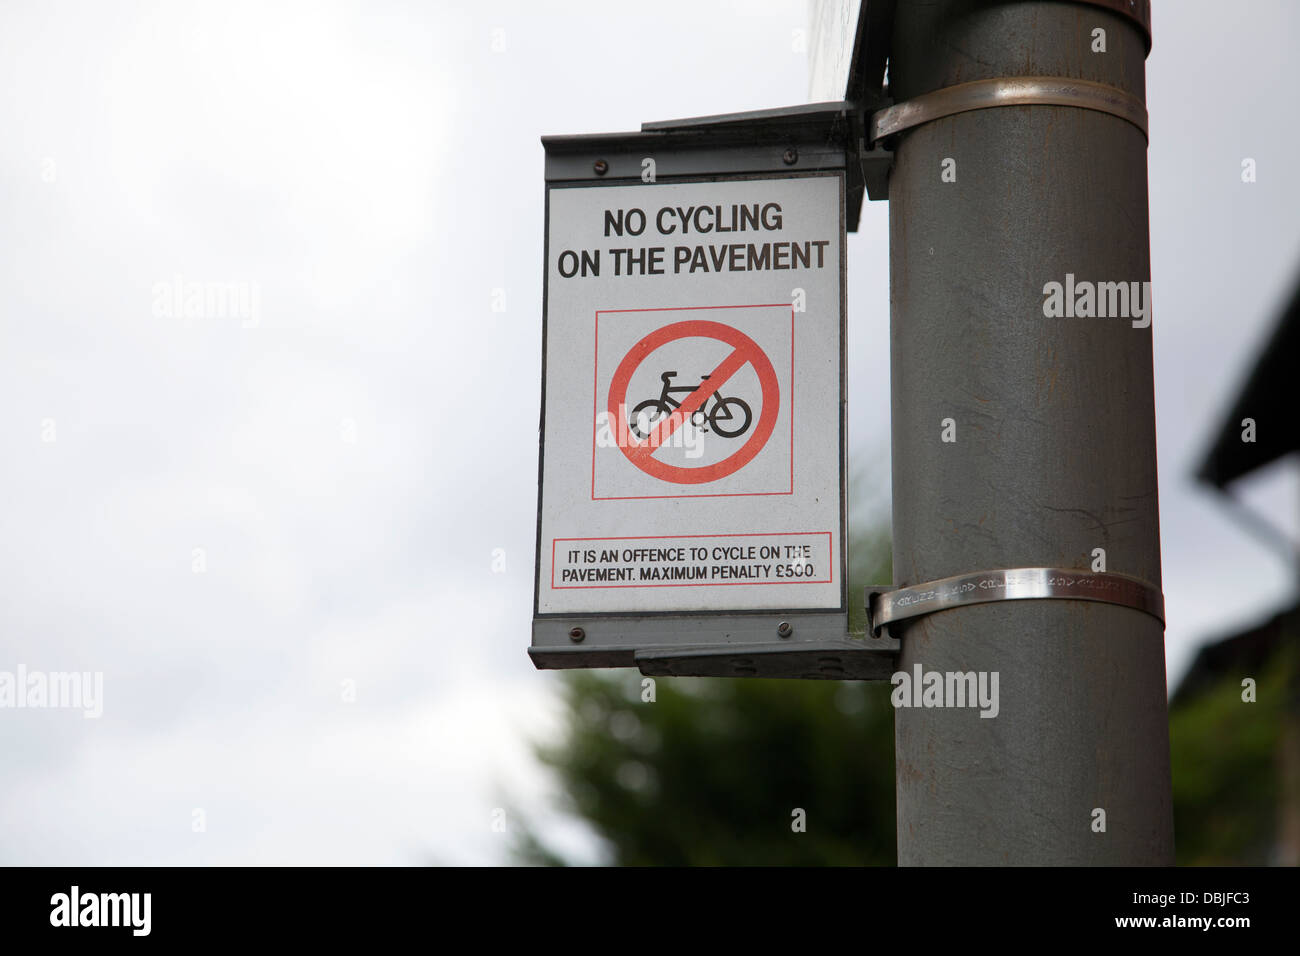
[884,0,1174,864]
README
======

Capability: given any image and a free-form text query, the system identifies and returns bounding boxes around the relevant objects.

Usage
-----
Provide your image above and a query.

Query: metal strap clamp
[867,567,1165,637]
[868,76,1149,146]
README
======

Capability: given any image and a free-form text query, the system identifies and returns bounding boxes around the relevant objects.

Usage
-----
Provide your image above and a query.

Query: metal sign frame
[531,106,897,678]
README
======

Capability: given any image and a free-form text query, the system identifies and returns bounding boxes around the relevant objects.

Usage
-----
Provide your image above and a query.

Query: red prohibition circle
[607,319,779,484]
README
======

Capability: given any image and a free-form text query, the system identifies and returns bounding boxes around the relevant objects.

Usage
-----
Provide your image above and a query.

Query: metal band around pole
[869,76,1149,145]
[870,567,1165,634]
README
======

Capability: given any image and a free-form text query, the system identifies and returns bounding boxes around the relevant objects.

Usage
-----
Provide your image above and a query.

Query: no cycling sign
[605,315,781,486]
[534,166,846,627]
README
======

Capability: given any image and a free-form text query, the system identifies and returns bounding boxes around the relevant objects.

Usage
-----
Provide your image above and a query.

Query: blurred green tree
[1169,642,1294,865]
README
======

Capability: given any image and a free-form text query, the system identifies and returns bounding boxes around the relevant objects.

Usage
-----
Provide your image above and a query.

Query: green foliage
[1169,645,1293,865]
[519,672,897,865]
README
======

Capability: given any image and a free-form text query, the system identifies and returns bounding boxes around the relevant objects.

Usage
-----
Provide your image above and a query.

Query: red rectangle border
[550,531,833,590]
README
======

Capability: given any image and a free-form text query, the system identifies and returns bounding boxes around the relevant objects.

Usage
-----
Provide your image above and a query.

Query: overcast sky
[1,0,1296,865]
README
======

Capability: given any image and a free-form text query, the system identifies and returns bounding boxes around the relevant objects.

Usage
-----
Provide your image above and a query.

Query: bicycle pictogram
[628,371,754,440]
[605,318,780,486]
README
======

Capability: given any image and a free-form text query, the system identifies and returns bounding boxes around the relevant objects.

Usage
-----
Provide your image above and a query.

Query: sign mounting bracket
[534,101,896,680]
[542,99,893,230]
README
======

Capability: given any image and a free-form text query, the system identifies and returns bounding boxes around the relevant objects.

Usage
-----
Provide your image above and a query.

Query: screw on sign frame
[606,319,780,484]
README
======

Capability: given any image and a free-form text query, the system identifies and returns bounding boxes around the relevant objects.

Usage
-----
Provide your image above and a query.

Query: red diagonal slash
[625,345,751,466]
[607,319,780,485]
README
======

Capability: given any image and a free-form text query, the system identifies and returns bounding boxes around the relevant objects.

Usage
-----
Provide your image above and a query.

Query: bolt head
[782,148,798,166]
[568,626,586,642]
[777,621,792,638]
[593,159,609,176]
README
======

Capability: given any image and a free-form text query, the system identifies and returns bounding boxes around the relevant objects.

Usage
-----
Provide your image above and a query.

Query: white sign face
[535,172,845,616]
